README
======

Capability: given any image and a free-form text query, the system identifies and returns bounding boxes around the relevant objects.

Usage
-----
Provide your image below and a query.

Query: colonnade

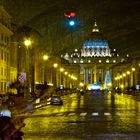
[82,64,110,87]
[114,66,140,89]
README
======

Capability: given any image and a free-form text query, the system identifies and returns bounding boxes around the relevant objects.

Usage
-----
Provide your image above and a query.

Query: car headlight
[47,98,51,101]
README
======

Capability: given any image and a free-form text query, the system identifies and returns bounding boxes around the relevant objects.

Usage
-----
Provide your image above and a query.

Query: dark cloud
[2,0,140,56]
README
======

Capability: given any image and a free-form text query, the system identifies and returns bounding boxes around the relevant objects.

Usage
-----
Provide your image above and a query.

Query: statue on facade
[64,53,69,60]
[91,48,95,57]
[101,48,105,57]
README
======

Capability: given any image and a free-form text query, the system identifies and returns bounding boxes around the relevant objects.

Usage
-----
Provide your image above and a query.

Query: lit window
[88,60,91,63]
[99,60,101,63]
[113,60,116,63]
[80,60,84,63]
[74,60,77,63]
[106,59,109,63]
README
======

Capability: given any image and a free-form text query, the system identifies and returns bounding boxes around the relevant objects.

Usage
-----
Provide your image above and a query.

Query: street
[15,92,140,140]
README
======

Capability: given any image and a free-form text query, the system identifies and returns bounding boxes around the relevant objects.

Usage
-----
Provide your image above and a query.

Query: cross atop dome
[92,20,99,32]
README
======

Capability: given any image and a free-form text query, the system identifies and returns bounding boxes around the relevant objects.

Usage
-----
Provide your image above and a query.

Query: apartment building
[0,5,14,94]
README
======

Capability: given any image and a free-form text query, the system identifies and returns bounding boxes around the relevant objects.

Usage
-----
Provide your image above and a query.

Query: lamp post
[60,68,64,86]
[123,73,126,88]
[139,63,140,84]
[24,39,33,97]
[53,63,58,88]
[132,68,135,87]
[16,44,21,95]
[117,76,120,88]
[127,71,130,88]
[43,55,48,84]
[119,75,122,89]
[64,71,68,88]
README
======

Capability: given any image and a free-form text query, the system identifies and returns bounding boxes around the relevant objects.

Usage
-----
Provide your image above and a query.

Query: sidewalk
[0,94,62,117]
[10,97,49,116]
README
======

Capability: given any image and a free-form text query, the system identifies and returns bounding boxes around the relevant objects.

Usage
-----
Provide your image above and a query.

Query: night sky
[2,0,140,56]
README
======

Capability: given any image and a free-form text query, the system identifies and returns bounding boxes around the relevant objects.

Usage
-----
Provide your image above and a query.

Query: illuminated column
[110,68,114,88]
[84,68,88,84]
[103,66,108,87]
[122,73,126,88]
[90,68,93,84]
[94,64,97,83]
[101,68,104,84]
[127,71,130,87]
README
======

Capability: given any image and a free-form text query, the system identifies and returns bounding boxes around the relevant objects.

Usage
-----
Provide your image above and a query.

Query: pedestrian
[0,109,25,140]
[0,109,15,140]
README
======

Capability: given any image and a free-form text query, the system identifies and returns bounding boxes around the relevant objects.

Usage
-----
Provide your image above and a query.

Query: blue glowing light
[87,83,101,90]
[83,39,109,49]
[69,20,75,26]
[104,70,112,89]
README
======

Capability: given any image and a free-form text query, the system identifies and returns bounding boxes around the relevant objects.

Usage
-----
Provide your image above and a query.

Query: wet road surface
[19,92,140,140]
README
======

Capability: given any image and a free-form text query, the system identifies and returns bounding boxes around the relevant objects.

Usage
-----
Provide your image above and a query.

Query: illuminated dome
[83,21,109,49]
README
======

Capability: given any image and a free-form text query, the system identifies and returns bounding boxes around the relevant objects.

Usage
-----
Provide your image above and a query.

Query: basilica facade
[63,21,129,90]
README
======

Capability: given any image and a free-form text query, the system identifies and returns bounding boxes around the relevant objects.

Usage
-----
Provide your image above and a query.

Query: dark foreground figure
[0,109,25,140]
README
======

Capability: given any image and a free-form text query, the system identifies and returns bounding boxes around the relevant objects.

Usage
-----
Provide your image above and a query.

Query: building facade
[63,21,130,90]
[0,5,14,94]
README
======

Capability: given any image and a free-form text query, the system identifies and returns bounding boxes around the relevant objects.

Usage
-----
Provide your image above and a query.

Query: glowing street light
[64,72,68,75]
[60,68,64,72]
[132,67,135,86]
[53,63,58,87]
[132,67,135,72]
[127,71,130,75]
[24,39,31,48]
[24,38,35,97]
[60,68,64,85]
[123,73,126,77]
[79,82,84,87]
[43,55,49,60]
[53,63,58,68]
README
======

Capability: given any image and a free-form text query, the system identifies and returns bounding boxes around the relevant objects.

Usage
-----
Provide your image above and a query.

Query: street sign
[18,72,26,82]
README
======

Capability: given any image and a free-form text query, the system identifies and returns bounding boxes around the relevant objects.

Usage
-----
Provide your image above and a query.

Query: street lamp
[60,68,64,85]
[117,76,120,88]
[53,63,58,68]
[24,39,35,97]
[24,39,31,48]
[43,55,49,61]
[64,71,68,88]
[123,73,126,88]
[43,55,48,84]
[53,63,58,87]
[132,67,135,87]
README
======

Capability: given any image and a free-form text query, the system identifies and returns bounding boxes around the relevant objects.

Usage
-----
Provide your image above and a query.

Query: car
[49,95,63,105]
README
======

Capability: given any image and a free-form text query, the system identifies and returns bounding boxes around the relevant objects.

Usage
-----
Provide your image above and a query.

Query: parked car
[49,95,63,105]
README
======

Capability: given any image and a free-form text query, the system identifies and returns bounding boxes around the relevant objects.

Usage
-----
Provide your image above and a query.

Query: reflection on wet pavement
[22,93,140,140]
